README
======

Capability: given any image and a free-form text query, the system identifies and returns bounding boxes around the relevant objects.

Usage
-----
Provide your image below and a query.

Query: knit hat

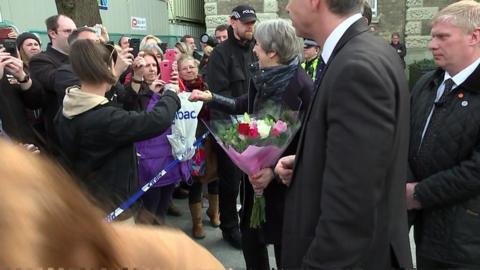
[16,32,41,50]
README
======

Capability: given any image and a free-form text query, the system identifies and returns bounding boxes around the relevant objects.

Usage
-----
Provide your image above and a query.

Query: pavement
[165,197,276,270]
[165,197,416,269]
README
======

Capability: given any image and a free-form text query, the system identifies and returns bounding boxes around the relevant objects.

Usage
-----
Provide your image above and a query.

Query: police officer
[206,4,258,249]
[301,39,321,82]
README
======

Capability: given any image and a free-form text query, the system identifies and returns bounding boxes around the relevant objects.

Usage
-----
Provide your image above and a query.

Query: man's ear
[469,27,480,47]
[229,18,236,28]
[310,0,321,10]
[47,29,56,40]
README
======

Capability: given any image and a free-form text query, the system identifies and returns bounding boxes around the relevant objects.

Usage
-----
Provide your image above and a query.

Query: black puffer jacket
[206,26,256,118]
[409,66,480,266]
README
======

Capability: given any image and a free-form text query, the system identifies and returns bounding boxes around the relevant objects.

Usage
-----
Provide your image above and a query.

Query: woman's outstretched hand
[189,89,212,102]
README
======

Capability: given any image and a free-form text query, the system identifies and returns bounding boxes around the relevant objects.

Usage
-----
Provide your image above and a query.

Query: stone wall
[203,0,460,64]
[375,0,406,42]
[404,0,456,65]
[204,0,279,34]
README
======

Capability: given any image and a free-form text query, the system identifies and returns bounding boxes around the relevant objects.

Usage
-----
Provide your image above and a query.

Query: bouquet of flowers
[204,107,301,228]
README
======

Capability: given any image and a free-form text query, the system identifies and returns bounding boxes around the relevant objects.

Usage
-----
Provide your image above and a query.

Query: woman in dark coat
[190,19,313,270]
[54,40,180,220]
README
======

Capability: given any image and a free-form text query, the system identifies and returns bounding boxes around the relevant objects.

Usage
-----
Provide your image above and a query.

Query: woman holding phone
[125,50,189,225]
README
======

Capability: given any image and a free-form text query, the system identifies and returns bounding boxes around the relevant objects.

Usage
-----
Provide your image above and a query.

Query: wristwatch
[18,73,30,83]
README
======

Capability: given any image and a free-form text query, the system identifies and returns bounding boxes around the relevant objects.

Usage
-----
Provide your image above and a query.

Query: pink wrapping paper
[220,144,286,175]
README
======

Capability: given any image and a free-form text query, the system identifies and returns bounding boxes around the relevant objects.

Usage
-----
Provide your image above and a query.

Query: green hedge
[408,59,437,90]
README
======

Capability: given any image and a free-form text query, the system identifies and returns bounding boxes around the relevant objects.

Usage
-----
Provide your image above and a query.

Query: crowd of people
[1,0,480,269]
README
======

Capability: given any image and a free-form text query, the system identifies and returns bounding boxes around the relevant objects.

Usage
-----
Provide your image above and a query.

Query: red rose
[248,127,259,138]
[271,128,280,137]
[237,123,251,136]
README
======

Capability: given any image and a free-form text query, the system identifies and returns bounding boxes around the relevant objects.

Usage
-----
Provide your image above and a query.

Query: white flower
[256,120,271,139]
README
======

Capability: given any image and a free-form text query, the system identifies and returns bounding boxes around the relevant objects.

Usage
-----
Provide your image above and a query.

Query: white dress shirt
[321,13,363,64]
[420,57,480,141]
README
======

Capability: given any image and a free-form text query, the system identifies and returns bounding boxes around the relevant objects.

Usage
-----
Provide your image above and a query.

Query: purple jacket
[136,94,191,187]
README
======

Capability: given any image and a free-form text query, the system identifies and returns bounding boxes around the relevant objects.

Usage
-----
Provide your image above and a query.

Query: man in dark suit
[274,0,413,269]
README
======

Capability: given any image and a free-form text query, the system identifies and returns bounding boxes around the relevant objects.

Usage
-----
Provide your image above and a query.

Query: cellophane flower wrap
[203,106,301,228]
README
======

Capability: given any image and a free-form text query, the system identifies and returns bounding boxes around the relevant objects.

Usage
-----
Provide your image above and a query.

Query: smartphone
[2,39,17,58]
[160,60,172,83]
[165,49,177,63]
[128,38,141,57]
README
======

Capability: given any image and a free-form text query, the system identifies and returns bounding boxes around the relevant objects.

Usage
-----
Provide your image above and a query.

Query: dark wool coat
[282,20,413,269]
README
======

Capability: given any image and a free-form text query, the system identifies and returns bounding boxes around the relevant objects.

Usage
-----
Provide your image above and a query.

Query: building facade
[0,0,206,47]
[204,0,460,66]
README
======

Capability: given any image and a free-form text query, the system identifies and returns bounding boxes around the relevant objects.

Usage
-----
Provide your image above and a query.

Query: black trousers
[241,222,282,270]
[188,178,219,204]
[417,255,474,270]
[142,183,176,221]
[215,142,242,232]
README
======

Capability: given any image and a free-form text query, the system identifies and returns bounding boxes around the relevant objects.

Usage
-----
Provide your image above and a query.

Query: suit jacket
[281,19,413,269]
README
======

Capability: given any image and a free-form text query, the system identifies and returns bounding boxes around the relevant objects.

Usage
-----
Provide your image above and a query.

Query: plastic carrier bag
[167,92,203,161]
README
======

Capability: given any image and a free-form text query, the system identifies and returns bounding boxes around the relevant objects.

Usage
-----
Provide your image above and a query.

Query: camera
[200,33,217,48]
[0,39,18,58]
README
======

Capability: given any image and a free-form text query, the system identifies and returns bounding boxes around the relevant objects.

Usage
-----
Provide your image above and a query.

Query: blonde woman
[0,140,224,269]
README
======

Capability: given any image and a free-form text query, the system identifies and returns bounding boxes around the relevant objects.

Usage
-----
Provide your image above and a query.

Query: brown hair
[215,24,229,33]
[141,50,161,75]
[70,39,117,85]
[0,140,119,266]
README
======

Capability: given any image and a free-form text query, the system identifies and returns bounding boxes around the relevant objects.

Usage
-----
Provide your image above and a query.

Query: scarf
[181,76,210,121]
[182,76,207,92]
[249,57,299,112]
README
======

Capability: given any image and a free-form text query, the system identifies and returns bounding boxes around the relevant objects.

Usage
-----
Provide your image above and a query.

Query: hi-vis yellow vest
[301,57,320,81]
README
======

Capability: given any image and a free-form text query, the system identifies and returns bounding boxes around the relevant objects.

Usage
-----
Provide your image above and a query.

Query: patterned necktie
[435,78,455,106]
